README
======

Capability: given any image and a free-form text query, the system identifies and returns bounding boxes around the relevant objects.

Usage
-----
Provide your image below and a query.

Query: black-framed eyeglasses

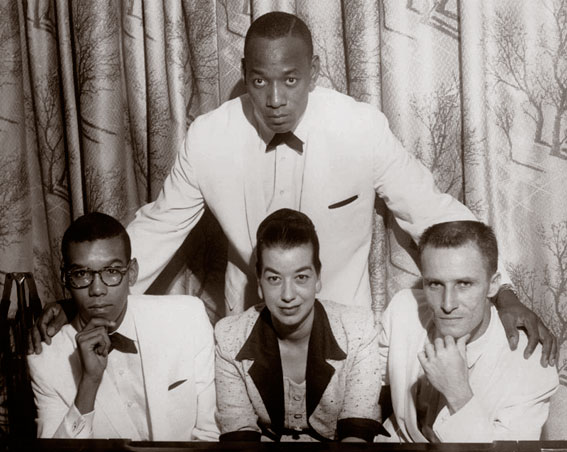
[62,261,132,289]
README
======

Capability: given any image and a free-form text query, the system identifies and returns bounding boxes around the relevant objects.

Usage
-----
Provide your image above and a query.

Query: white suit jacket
[27,295,219,441]
[379,289,558,442]
[127,87,476,312]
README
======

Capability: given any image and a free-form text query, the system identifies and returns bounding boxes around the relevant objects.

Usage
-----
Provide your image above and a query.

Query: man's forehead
[66,238,128,264]
[244,35,312,62]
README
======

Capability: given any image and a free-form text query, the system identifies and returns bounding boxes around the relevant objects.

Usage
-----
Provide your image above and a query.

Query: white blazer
[27,294,219,441]
[127,87,476,312]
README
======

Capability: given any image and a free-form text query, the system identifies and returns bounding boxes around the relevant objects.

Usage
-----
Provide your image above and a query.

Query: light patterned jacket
[214,299,384,441]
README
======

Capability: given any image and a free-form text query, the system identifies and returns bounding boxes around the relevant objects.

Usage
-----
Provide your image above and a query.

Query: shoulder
[128,294,210,331]
[495,326,559,392]
[318,299,374,340]
[27,324,77,373]
[309,86,385,124]
[385,288,424,317]
[214,304,263,351]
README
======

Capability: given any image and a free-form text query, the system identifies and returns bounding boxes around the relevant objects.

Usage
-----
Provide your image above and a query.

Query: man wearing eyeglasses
[26,212,219,440]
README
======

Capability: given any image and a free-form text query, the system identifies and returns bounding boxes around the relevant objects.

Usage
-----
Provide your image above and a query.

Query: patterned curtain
[0,0,566,437]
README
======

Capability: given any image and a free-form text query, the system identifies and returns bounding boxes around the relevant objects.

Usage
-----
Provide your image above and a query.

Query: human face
[242,35,319,133]
[421,243,500,342]
[65,237,138,332]
[257,244,321,337]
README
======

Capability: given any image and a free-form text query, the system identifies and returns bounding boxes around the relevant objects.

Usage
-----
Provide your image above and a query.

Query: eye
[72,270,88,278]
[105,267,122,275]
[253,78,266,87]
[458,281,472,288]
[296,274,310,282]
[266,275,280,284]
[286,77,297,86]
[426,281,442,289]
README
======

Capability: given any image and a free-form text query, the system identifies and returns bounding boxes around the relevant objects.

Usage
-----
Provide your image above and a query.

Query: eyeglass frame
[61,260,134,289]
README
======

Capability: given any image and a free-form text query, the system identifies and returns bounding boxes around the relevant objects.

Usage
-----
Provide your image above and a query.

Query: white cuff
[61,404,95,438]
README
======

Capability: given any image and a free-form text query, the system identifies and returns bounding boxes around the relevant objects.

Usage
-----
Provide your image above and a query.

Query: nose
[441,287,458,314]
[267,82,286,108]
[89,272,107,297]
[281,280,296,303]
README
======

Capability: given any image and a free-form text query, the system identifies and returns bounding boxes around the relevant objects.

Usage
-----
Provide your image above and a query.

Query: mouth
[89,304,113,313]
[438,317,463,322]
[280,305,300,315]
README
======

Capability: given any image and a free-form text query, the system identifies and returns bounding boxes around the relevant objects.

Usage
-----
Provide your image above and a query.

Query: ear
[241,58,247,83]
[487,272,501,299]
[309,54,320,91]
[128,258,139,287]
[315,274,322,293]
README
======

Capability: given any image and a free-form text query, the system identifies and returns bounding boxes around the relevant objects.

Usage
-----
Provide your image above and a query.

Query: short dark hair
[256,208,321,277]
[418,221,498,275]
[62,212,131,266]
[244,11,313,60]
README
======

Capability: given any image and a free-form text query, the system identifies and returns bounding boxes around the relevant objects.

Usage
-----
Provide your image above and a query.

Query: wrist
[444,385,473,415]
[494,283,519,308]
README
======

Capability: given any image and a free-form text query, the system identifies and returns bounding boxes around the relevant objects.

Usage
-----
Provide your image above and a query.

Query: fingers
[27,326,43,355]
[501,316,519,351]
[538,324,557,367]
[417,350,427,369]
[82,318,116,333]
[38,303,61,345]
[522,316,539,360]
[76,326,111,357]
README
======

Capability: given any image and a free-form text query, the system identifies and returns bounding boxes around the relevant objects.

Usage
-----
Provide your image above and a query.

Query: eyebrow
[263,266,314,274]
[67,259,127,269]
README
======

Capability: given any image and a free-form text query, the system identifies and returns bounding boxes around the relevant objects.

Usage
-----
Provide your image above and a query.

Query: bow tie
[109,332,138,354]
[266,132,303,154]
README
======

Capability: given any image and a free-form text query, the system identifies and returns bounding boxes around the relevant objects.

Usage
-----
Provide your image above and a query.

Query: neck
[273,310,314,344]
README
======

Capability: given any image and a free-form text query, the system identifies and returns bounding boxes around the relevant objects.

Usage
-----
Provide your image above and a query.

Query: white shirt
[379,288,559,442]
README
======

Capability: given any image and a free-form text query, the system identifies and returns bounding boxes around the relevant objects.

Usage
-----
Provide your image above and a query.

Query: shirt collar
[112,301,136,342]
[465,305,497,369]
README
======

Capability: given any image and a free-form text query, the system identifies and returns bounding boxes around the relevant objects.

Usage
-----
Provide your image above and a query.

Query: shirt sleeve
[127,124,206,294]
[369,109,511,285]
[53,404,95,439]
[433,364,558,441]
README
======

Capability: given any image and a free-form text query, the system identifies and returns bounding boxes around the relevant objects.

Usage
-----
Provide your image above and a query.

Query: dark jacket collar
[236,300,347,432]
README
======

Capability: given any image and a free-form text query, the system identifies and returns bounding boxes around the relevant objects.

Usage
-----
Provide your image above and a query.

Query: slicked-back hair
[256,208,321,277]
[418,220,498,276]
[62,212,131,266]
[244,11,313,60]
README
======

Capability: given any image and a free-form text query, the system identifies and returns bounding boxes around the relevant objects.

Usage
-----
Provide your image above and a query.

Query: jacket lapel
[236,307,284,431]
[306,301,347,418]
[130,302,169,439]
[239,96,269,248]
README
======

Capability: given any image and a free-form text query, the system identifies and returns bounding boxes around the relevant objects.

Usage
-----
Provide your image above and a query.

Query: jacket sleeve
[433,355,559,441]
[337,310,382,440]
[191,304,220,441]
[127,123,206,294]
[214,322,261,440]
[27,355,93,439]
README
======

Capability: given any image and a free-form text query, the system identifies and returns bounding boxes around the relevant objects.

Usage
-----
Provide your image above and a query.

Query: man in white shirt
[27,212,219,440]
[32,11,556,365]
[378,221,558,442]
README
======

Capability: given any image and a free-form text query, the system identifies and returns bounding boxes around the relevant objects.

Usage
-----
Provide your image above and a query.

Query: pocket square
[168,379,187,391]
[328,195,358,209]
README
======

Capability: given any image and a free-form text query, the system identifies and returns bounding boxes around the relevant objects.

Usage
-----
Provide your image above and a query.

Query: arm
[28,319,113,438]
[419,336,559,442]
[127,125,206,294]
[191,305,220,441]
[214,324,262,441]
[370,111,556,365]
[338,312,384,442]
